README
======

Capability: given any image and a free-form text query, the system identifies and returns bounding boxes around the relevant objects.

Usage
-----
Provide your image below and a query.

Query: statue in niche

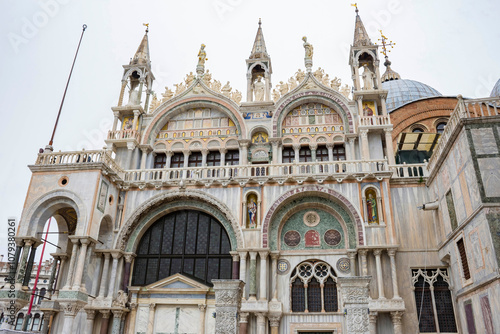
[247,194,258,228]
[302,36,313,59]
[222,81,232,97]
[197,44,207,67]
[366,189,379,224]
[295,69,306,83]
[362,64,375,90]
[253,76,265,101]
[331,77,341,91]
[363,103,374,116]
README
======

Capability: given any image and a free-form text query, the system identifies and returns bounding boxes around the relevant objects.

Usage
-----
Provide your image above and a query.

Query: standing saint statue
[366,193,378,224]
[302,36,314,59]
[362,64,375,90]
[253,76,265,101]
[248,198,257,228]
[197,44,207,67]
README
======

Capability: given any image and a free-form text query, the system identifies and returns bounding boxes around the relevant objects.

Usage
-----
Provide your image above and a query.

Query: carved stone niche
[337,276,371,334]
[212,279,245,334]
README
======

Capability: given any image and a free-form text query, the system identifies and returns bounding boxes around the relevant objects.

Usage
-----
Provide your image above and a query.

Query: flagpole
[47,24,87,150]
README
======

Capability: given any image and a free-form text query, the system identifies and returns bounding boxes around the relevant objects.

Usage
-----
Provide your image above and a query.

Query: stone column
[270,252,279,300]
[230,252,240,279]
[15,240,30,284]
[349,137,356,161]
[373,249,385,299]
[239,312,249,334]
[390,311,404,334]
[132,110,140,130]
[369,311,377,334]
[127,303,138,334]
[201,149,209,167]
[47,256,59,298]
[140,147,149,170]
[293,144,300,163]
[269,316,280,334]
[112,112,119,132]
[40,310,53,334]
[239,141,249,165]
[380,95,388,116]
[85,310,96,334]
[270,139,280,164]
[91,254,103,297]
[212,280,244,334]
[22,242,38,287]
[125,142,136,170]
[239,251,247,298]
[54,255,67,296]
[121,253,135,291]
[99,311,111,334]
[309,143,317,162]
[356,96,364,116]
[182,149,191,169]
[166,151,173,169]
[107,252,121,299]
[256,313,266,334]
[358,249,368,276]
[387,249,400,299]
[347,251,357,277]
[248,251,257,300]
[326,143,334,162]
[98,253,111,298]
[338,277,371,334]
[72,238,90,290]
[147,303,156,334]
[63,239,79,290]
[111,310,124,334]
[384,129,396,165]
[118,81,127,106]
[258,251,268,301]
[60,302,83,334]
[360,129,370,163]
[219,148,227,167]
[198,304,206,334]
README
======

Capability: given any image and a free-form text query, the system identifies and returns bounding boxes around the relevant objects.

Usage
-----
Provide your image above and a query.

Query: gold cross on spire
[143,23,149,32]
[351,3,358,12]
[378,30,396,57]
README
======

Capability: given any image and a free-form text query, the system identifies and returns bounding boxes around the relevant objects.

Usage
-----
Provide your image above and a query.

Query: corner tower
[246,19,272,102]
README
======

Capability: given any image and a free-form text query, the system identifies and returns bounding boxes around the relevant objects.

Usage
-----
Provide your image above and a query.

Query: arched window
[436,122,447,134]
[38,288,46,304]
[31,314,40,331]
[132,210,232,286]
[290,261,338,313]
[412,268,457,333]
[412,127,424,133]
[15,313,24,330]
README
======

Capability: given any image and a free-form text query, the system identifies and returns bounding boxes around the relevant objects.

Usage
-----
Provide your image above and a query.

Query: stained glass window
[132,210,232,286]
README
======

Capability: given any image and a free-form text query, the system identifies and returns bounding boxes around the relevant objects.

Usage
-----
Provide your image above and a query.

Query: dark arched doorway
[132,210,232,286]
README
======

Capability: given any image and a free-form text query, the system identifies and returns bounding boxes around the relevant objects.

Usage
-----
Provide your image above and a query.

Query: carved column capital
[347,250,357,259]
[100,310,111,319]
[129,303,138,310]
[219,148,227,154]
[239,312,249,323]
[326,142,334,149]
[110,251,122,259]
[198,304,207,311]
[248,251,258,260]
[387,249,397,257]
[85,309,96,320]
[124,253,136,263]
[359,129,369,138]
[292,143,301,150]
[182,149,191,156]
[373,249,383,257]
[269,316,281,327]
[358,249,368,256]
[149,303,156,311]
[201,148,209,155]
[229,251,240,262]
[309,143,318,150]
[258,250,269,260]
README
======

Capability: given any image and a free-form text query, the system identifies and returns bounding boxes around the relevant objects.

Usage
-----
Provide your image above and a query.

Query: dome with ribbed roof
[491,79,500,97]
[382,79,442,112]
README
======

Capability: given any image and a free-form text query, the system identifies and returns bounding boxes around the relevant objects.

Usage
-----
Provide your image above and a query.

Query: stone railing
[359,115,391,127]
[389,162,428,178]
[427,96,500,172]
[107,129,140,141]
[34,150,124,177]
[123,159,390,184]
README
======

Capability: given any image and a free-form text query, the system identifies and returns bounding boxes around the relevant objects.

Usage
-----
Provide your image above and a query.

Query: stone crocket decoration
[341,84,351,99]
[231,90,242,104]
[185,71,195,86]
[272,89,280,102]
[331,77,341,91]
[222,81,232,97]
[161,87,174,102]
[295,69,306,83]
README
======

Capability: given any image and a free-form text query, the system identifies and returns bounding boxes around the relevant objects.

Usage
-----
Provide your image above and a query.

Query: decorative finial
[259,18,262,26]
[378,30,396,58]
[143,23,149,33]
[378,31,401,82]
[351,3,359,13]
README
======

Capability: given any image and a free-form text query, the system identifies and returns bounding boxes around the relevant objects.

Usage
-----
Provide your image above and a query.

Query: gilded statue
[197,44,207,67]
[302,36,313,59]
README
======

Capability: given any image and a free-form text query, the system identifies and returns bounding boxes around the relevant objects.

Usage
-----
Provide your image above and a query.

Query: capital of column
[149,303,156,311]
[387,249,397,257]
[348,137,356,144]
[129,303,138,310]
[238,251,248,260]
[269,316,281,327]
[182,149,191,156]
[256,312,266,323]
[229,251,240,262]
[219,148,227,154]
[112,310,124,318]
[326,142,334,149]
[165,151,174,157]
[384,128,393,135]
[133,110,141,117]
[140,145,152,154]
[347,250,357,259]
[201,149,209,155]
[373,249,383,257]
[292,144,301,150]
[198,304,207,311]
[309,143,318,150]
[60,302,84,317]
[270,251,280,260]
[358,249,367,256]
[100,310,111,319]
[113,111,120,118]
[123,252,136,263]
[239,312,249,323]
[126,142,137,151]
[390,311,404,324]
[249,251,258,260]
[85,309,96,320]
[238,140,250,148]
[110,251,123,259]
[269,138,281,146]
[369,311,378,323]
[359,129,369,138]
[258,250,269,260]
[355,95,364,101]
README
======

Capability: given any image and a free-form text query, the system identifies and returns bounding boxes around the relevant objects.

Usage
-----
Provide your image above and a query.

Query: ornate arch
[272,92,354,137]
[122,67,144,81]
[142,97,247,146]
[262,185,364,248]
[115,190,244,252]
[19,189,87,238]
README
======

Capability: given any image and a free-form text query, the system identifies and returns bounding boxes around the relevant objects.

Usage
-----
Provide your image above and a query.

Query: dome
[382,79,442,112]
[491,79,500,97]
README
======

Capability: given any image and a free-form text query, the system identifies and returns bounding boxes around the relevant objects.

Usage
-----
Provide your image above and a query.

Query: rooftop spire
[378,31,401,82]
[249,18,269,59]
[130,24,150,65]
[352,5,373,47]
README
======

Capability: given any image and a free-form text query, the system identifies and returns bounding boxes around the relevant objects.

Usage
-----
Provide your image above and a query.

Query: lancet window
[290,261,338,313]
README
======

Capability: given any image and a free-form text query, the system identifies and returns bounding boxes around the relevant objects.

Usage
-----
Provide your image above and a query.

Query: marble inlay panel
[478,157,500,197]
[471,128,498,155]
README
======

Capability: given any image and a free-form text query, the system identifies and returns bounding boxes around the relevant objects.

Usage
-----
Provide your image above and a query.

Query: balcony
[106,129,141,148]
[358,115,391,128]
[32,149,429,189]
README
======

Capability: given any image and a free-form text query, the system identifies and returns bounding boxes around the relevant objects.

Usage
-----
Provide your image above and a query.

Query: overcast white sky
[0,0,499,260]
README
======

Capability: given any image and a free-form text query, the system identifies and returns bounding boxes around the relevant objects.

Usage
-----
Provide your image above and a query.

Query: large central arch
[115,189,244,252]
[262,185,364,248]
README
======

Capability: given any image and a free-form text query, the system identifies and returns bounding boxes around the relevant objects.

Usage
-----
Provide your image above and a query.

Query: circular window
[436,122,447,134]
[108,195,114,205]
[58,176,69,186]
